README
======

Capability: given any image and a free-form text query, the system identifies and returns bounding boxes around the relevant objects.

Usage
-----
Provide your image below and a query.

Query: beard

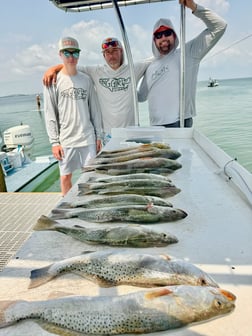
[157,40,173,55]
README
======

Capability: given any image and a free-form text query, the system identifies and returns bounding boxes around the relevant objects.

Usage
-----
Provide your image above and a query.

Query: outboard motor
[3,125,34,162]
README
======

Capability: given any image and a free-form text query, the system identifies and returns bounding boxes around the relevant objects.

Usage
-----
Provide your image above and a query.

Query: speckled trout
[78,179,180,196]
[98,142,171,157]
[0,286,236,335]
[83,157,182,172]
[91,148,181,164]
[50,203,187,223]
[34,215,178,247]
[57,194,173,209]
[28,250,218,289]
[86,173,172,184]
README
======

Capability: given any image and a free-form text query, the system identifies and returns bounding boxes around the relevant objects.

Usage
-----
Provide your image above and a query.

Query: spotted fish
[28,250,219,289]
[57,194,173,209]
[33,215,178,247]
[50,203,187,223]
[0,286,235,334]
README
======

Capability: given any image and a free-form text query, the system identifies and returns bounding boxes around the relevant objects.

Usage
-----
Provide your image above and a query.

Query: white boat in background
[0,124,57,192]
[208,77,219,87]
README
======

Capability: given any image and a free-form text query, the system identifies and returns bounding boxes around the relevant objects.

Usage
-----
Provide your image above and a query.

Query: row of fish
[0,141,236,335]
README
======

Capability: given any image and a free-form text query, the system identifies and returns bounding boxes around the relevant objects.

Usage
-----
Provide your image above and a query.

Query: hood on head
[152,18,179,57]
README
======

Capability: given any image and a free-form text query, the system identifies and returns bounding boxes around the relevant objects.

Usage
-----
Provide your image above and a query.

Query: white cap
[58,37,81,51]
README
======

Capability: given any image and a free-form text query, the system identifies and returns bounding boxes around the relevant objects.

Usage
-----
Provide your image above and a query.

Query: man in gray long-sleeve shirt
[138,0,227,127]
[44,37,103,195]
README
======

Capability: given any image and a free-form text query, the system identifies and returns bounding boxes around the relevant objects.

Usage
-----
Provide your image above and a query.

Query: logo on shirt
[99,77,131,92]
[61,88,87,100]
[151,65,170,82]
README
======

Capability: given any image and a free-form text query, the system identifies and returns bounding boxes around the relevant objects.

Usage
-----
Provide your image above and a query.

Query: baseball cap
[58,37,81,52]
[154,25,173,34]
[101,37,122,52]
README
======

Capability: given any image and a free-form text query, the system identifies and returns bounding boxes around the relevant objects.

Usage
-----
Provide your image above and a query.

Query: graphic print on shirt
[61,88,87,100]
[99,77,131,92]
[151,64,170,83]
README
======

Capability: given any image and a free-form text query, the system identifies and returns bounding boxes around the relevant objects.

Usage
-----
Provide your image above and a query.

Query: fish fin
[73,224,86,229]
[72,271,117,287]
[29,264,54,289]
[47,291,74,300]
[219,289,236,301]
[36,321,85,336]
[160,254,172,261]
[0,300,25,328]
[50,209,76,220]
[80,250,96,255]
[33,215,58,231]
[145,288,173,300]
[57,202,73,209]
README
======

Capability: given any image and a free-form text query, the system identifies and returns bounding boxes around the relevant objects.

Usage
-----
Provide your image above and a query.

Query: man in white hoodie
[43,37,152,140]
[138,0,227,127]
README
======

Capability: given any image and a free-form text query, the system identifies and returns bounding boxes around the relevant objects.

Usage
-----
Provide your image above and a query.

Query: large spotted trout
[28,250,219,289]
[0,286,236,335]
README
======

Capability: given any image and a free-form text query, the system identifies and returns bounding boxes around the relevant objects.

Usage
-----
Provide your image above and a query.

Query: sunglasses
[62,50,80,59]
[154,29,174,39]
[102,40,119,50]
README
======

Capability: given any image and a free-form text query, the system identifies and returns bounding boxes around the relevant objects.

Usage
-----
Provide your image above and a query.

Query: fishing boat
[0,124,57,192]
[208,77,219,87]
[0,1,251,336]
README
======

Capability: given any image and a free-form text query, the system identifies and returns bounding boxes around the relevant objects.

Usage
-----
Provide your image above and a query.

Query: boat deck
[5,156,57,192]
[0,192,61,271]
[0,128,251,336]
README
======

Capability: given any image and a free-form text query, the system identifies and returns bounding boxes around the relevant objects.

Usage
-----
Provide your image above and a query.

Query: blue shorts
[59,145,96,176]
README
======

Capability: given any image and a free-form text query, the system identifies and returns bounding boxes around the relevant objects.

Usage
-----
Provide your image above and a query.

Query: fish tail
[33,215,57,231]
[50,209,72,220]
[86,176,97,183]
[0,300,22,328]
[29,264,54,289]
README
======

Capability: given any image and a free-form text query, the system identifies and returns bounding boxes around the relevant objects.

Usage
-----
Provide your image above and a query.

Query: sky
[0,0,252,96]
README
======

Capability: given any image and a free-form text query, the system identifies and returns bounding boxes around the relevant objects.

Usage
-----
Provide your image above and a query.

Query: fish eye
[199,277,207,286]
[214,299,223,309]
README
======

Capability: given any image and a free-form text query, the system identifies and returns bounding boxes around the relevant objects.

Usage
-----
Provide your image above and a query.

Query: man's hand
[179,0,197,12]
[96,140,102,154]
[43,64,63,86]
[52,145,64,161]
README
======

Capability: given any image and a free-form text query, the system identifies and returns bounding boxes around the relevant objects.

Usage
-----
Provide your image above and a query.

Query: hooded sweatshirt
[78,50,152,136]
[138,4,227,126]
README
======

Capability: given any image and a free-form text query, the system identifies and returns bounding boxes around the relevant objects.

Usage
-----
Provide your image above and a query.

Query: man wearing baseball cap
[43,36,152,141]
[138,0,227,128]
[43,37,103,196]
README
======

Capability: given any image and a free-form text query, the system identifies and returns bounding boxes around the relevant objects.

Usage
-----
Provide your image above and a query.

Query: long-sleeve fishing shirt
[44,71,103,147]
[138,4,227,125]
[78,57,152,136]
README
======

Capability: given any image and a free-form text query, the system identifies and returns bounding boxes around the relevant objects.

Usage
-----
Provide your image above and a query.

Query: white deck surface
[5,157,57,192]
[0,128,251,336]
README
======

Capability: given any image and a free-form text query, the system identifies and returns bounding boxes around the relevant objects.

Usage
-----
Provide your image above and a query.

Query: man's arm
[43,64,63,86]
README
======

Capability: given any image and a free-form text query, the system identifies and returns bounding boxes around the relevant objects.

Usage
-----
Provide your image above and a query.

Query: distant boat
[0,124,57,192]
[208,77,219,87]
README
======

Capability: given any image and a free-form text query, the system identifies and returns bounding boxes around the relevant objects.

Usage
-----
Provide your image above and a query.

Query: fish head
[197,273,220,288]
[145,286,236,324]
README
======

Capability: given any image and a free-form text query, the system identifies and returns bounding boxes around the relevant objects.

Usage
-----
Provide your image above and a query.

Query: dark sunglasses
[102,40,119,50]
[62,50,80,59]
[154,29,174,39]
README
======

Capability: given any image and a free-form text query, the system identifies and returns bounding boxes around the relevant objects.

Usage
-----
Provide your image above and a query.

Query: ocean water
[0,77,251,191]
